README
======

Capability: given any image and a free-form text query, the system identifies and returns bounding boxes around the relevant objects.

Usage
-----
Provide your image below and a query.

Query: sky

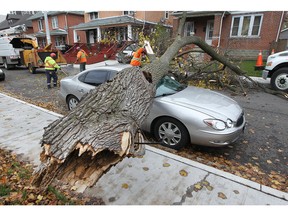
[1,0,288,16]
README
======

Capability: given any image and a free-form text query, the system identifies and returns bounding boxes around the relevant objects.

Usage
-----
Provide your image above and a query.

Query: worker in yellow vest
[44,53,61,89]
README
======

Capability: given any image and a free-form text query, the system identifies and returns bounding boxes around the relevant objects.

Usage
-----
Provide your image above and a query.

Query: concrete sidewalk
[0,92,287,205]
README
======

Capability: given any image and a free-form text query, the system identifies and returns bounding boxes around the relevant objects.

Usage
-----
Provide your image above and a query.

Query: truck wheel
[3,59,14,70]
[28,63,36,74]
[271,68,288,92]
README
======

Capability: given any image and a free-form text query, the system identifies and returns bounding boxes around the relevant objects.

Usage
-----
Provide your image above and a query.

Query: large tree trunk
[32,60,170,191]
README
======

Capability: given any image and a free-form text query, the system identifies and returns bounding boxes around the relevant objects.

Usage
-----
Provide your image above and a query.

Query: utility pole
[43,11,51,44]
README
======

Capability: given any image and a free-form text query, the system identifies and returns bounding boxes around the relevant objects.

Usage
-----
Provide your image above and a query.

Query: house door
[88,30,97,44]
[205,20,214,45]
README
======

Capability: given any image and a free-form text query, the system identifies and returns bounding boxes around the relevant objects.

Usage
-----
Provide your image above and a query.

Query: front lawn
[238,60,265,77]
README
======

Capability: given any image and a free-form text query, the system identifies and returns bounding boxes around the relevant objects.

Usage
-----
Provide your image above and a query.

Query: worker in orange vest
[130,47,147,67]
[75,47,88,72]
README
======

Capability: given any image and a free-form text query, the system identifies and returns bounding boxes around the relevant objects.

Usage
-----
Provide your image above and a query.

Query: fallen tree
[32,12,288,192]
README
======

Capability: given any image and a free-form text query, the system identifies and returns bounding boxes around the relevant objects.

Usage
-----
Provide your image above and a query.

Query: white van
[0,36,24,70]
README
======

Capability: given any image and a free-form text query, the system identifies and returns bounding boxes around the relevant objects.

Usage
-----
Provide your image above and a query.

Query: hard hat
[50,53,56,58]
[76,47,80,50]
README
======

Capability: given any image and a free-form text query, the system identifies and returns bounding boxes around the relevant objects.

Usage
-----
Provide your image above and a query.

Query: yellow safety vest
[44,57,60,70]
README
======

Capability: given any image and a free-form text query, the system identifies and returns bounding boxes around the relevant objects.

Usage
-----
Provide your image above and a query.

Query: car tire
[153,117,189,150]
[67,95,79,110]
[271,68,288,92]
[0,73,5,81]
[3,59,14,70]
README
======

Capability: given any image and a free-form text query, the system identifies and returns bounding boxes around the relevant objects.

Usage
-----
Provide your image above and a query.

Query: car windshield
[155,75,187,97]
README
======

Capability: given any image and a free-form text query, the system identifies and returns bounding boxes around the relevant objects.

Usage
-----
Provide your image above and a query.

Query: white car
[60,64,246,149]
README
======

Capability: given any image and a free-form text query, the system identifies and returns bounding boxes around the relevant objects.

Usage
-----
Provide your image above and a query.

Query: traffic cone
[271,49,275,55]
[255,50,263,67]
[255,50,264,70]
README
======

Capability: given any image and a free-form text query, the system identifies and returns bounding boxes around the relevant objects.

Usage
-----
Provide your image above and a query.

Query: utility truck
[0,24,66,73]
[262,50,288,92]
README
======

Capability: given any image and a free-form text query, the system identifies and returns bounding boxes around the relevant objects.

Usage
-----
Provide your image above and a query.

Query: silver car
[59,64,245,149]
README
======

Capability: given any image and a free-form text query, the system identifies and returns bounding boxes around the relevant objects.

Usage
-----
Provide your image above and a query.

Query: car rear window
[79,70,108,86]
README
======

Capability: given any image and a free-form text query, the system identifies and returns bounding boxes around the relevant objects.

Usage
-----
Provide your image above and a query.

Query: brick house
[27,11,86,50]
[172,11,287,60]
[71,11,173,45]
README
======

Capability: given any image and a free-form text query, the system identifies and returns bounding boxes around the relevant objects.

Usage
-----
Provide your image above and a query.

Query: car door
[76,69,113,100]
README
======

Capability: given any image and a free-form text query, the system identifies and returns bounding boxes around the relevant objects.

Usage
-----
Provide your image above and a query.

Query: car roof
[84,63,132,72]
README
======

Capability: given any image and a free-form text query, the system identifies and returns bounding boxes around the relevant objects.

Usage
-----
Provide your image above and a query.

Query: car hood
[157,86,243,120]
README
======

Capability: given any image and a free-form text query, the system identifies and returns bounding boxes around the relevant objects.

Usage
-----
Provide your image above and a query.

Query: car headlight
[204,119,233,130]
[226,119,233,128]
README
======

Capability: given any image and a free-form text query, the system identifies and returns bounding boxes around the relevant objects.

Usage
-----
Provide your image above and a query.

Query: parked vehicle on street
[115,42,138,64]
[262,50,288,92]
[60,64,246,149]
[0,24,67,73]
[0,69,5,81]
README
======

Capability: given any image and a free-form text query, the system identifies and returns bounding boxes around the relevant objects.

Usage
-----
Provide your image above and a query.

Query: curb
[0,92,63,118]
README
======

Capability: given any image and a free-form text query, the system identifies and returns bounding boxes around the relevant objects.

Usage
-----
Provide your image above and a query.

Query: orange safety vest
[77,49,88,63]
[130,48,145,67]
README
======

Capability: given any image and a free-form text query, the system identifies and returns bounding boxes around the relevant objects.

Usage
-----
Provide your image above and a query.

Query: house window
[38,38,46,48]
[124,11,134,15]
[55,36,66,46]
[184,21,194,36]
[51,16,58,29]
[89,12,99,20]
[38,19,43,31]
[231,14,263,37]
[164,11,169,19]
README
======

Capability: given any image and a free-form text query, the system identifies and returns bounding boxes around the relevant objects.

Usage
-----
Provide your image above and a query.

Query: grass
[0,184,11,197]
[238,60,266,77]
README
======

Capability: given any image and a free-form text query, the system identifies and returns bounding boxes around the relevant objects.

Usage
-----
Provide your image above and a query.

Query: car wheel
[271,68,288,92]
[67,95,79,110]
[0,73,5,81]
[153,117,189,150]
